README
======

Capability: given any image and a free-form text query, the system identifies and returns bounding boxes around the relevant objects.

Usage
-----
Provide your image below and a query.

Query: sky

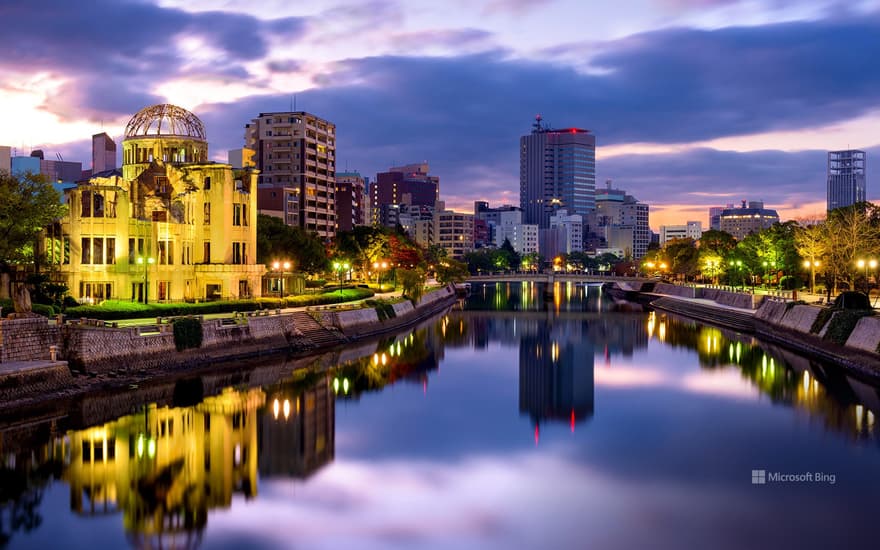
[1,0,879,230]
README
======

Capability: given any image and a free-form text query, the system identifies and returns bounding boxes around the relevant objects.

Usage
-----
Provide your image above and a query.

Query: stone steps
[289,312,345,346]
[651,297,756,333]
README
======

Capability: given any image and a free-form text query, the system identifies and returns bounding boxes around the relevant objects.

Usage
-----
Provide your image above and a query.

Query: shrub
[365,299,396,321]
[172,317,204,351]
[62,296,79,309]
[31,303,55,317]
[779,275,801,291]
[833,291,871,310]
[823,310,874,345]
[305,279,326,288]
[398,268,426,304]
[810,307,835,334]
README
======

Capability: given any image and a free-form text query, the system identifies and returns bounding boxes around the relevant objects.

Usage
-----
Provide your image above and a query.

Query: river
[1,281,878,549]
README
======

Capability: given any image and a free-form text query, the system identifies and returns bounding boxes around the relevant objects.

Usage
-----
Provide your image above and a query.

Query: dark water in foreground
[2,282,879,549]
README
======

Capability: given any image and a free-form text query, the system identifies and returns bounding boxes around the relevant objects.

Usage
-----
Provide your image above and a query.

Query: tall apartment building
[660,221,702,244]
[371,163,439,226]
[434,206,474,259]
[520,116,596,228]
[718,200,779,240]
[827,150,866,212]
[335,171,366,232]
[594,184,649,259]
[549,209,584,254]
[245,111,336,238]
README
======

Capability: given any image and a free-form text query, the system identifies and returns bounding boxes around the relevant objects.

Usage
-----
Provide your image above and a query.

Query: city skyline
[1,0,879,228]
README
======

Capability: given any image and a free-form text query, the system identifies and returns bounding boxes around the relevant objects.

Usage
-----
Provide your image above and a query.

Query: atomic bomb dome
[124,104,206,141]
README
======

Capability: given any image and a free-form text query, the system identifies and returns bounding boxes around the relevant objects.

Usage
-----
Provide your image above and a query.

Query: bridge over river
[465,273,656,286]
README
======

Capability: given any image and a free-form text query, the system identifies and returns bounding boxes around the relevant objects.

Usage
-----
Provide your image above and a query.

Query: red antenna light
[534,424,540,446]
[570,409,576,433]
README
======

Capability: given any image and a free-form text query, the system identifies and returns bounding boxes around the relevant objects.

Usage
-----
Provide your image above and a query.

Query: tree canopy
[0,171,67,268]
[256,214,328,274]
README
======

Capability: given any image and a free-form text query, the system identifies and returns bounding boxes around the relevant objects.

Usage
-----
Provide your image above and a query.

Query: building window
[233,204,242,226]
[158,281,169,301]
[106,237,115,265]
[232,242,247,264]
[204,176,211,190]
[81,237,91,264]
[203,203,211,225]
[203,242,211,263]
[158,241,173,265]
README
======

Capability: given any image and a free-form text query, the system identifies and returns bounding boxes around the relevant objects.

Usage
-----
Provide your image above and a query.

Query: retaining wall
[654,283,696,298]
[0,318,62,362]
[846,316,880,353]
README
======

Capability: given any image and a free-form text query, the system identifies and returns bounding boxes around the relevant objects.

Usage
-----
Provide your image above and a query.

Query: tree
[334,226,390,279]
[698,229,737,257]
[0,171,66,268]
[435,258,469,284]
[823,203,880,293]
[397,268,426,303]
[663,238,699,280]
[498,238,521,271]
[464,249,496,274]
[256,214,329,274]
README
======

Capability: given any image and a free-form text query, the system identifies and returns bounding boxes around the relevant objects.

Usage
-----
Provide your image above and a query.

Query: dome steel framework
[124,104,206,140]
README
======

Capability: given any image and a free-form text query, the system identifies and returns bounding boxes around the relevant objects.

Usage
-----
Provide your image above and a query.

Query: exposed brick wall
[0,318,63,362]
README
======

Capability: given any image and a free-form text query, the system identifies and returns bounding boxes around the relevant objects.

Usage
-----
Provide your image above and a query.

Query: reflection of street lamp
[272,260,292,297]
[803,259,820,294]
[136,256,155,304]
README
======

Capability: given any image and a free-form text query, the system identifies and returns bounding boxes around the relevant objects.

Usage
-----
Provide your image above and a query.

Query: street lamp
[856,258,877,295]
[731,260,743,290]
[272,260,292,298]
[803,259,820,295]
[136,256,155,304]
[333,261,351,282]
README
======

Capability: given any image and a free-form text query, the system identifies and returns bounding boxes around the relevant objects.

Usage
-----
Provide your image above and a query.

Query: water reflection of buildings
[519,319,595,432]
[260,373,335,479]
[62,387,265,548]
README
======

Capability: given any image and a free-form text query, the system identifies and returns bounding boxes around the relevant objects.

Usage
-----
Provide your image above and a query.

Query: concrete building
[827,150,866,212]
[708,205,731,231]
[335,171,367,232]
[46,104,263,303]
[520,116,596,228]
[434,206,474,259]
[228,147,255,169]
[594,183,649,259]
[474,202,522,247]
[371,163,439,226]
[496,222,539,255]
[718,200,779,240]
[92,132,116,174]
[549,208,584,254]
[0,145,10,174]
[245,111,336,238]
[660,221,702,244]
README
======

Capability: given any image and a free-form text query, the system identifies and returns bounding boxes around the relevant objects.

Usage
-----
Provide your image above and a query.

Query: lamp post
[372,260,388,285]
[856,258,877,295]
[803,259,820,295]
[272,260,291,298]
[136,256,155,304]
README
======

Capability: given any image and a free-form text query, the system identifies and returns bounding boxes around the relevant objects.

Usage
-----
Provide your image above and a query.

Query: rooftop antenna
[532,114,543,133]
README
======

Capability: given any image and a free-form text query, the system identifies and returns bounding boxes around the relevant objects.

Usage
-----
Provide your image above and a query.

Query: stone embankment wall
[318,286,454,338]
[754,299,880,372]
[0,285,457,375]
[654,283,760,309]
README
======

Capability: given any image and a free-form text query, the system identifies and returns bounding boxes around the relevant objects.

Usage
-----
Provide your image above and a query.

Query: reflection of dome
[125,104,206,141]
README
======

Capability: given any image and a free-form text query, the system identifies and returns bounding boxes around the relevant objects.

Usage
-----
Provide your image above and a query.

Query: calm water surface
[2,282,879,549]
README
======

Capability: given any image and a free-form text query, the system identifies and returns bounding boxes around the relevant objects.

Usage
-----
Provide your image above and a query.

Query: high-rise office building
[520,116,596,229]
[335,171,366,231]
[827,150,866,212]
[371,163,439,226]
[660,221,702,244]
[245,111,336,238]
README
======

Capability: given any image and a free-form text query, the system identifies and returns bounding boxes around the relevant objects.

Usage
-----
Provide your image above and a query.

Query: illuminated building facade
[371,163,440,226]
[335,171,367,231]
[434,206,474,259]
[47,104,263,303]
[245,111,337,239]
[718,200,779,240]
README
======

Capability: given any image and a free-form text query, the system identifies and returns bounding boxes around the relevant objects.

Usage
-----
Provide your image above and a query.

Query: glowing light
[803,371,811,393]
[273,398,280,418]
[534,424,540,446]
[136,434,145,458]
[343,378,350,394]
[570,409,576,433]
[381,353,387,365]
[283,399,291,419]
[147,439,156,459]
[333,378,340,394]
